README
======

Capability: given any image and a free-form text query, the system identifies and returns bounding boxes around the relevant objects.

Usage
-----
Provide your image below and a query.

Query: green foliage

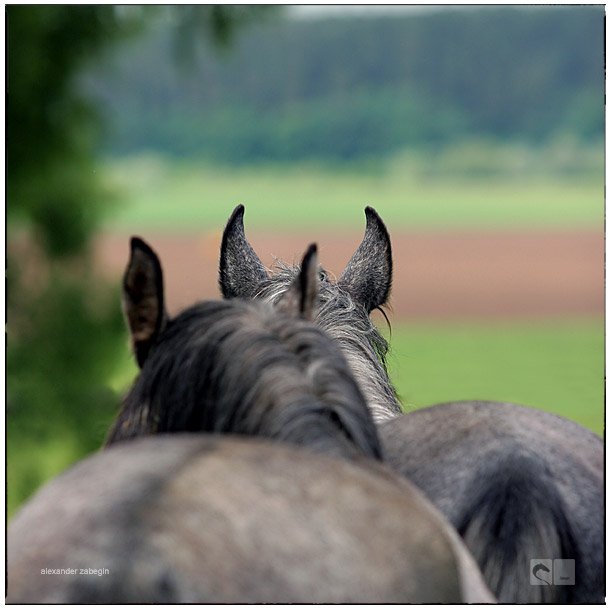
[86,6,604,164]
[7,8,133,516]
[7,8,131,516]
[7,269,125,515]
[6,6,133,257]
[110,87,469,162]
[171,5,279,59]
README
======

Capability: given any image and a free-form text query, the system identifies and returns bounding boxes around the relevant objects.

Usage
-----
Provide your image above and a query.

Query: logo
[530,559,575,586]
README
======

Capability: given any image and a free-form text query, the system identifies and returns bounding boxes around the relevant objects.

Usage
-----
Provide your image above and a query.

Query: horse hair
[107,298,382,462]
[253,261,403,423]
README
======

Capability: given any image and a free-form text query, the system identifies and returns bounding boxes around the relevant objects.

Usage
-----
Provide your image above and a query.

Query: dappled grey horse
[219,204,604,603]
[7,237,494,604]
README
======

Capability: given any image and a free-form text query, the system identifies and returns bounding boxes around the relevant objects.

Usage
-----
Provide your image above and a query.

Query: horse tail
[456,453,579,603]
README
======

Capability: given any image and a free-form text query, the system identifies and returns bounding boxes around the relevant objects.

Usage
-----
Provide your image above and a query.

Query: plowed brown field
[95,229,603,321]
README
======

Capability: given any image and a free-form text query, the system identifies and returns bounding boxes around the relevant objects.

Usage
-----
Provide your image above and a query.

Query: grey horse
[219,204,604,603]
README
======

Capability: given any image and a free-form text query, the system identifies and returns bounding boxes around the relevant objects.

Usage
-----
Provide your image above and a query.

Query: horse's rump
[7,435,494,603]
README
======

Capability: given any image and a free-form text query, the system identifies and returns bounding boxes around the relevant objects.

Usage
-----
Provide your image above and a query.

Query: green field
[102,155,603,232]
[386,319,604,435]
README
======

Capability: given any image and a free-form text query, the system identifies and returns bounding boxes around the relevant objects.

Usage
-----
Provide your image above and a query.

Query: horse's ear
[338,206,392,313]
[219,204,268,299]
[277,243,319,321]
[122,237,168,368]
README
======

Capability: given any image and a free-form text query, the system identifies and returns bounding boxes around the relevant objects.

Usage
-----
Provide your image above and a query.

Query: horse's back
[379,400,604,602]
[379,400,602,518]
[7,434,493,603]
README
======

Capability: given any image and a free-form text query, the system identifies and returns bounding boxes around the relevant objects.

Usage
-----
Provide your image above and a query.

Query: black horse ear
[122,237,168,368]
[338,207,392,313]
[219,204,268,299]
[278,243,319,321]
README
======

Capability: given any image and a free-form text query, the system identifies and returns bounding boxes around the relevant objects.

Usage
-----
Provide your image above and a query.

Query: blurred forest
[86,7,603,162]
[6,5,604,516]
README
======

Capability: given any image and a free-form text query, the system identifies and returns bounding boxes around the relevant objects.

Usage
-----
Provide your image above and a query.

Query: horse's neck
[337,343,403,423]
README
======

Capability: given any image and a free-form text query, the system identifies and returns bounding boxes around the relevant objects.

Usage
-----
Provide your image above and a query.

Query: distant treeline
[85,6,603,163]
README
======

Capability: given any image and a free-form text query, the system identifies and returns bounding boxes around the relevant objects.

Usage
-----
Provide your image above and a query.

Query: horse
[7,237,495,604]
[218,204,605,603]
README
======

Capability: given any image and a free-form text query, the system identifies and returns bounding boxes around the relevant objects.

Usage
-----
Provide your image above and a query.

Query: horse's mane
[254,261,403,422]
[107,299,382,462]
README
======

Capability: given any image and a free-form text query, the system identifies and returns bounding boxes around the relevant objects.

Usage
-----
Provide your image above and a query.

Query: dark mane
[107,298,382,462]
